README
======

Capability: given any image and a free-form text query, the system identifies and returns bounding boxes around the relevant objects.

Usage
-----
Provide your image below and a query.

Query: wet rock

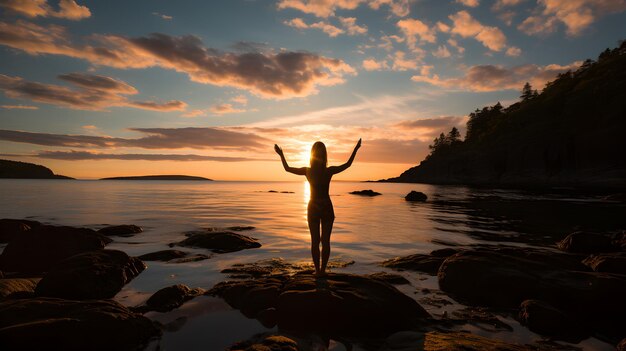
[168,254,210,263]
[0,225,112,273]
[0,297,161,350]
[447,306,513,332]
[349,189,382,196]
[97,224,143,237]
[382,331,532,351]
[221,258,354,279]
[207,226,255,232]
[367,272,410,285]
[382,248,458,275]
[35,250,145,300]
[209,272,430,337]
[141,284,205,313]
[0,218,41,243]
[557,232,616,253]
[405,191,427,202]
[618,338,626,351]
[228,334,300,351]
[519,299,588,343]
[179,230,261,253]
[438,247,626,337]
[0,278,40,298]
[257,307,278,328]
[138,249,188,261]
[582,252,626,274]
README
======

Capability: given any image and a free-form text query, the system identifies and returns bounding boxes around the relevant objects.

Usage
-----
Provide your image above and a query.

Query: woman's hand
[274,144,284,156]
[355,138,362,151]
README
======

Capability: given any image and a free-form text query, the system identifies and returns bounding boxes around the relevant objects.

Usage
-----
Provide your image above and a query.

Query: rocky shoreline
[1,217,624,350]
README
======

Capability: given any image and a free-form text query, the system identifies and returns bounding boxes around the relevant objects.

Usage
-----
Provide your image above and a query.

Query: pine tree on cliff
[521,82,535,101]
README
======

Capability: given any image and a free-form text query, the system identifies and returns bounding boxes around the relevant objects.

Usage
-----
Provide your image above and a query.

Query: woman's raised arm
[275,144,306,175]
[329,138,361,175]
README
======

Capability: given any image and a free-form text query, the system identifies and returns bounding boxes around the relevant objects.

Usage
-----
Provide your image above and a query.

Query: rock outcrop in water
[178,230,261,253]
[0,159,73,179]
[35,250,145,300]
[0,298,160,350]
[382,42,626,188]
[0,218,41,243]
[349,189,381,196]
[208,272,430,337]
[0,225,112,273]
[136,284,205,313]
[97,224,143,237]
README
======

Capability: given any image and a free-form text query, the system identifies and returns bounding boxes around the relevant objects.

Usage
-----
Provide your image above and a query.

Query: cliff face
[0,160,73,179]
[385,42,626,189]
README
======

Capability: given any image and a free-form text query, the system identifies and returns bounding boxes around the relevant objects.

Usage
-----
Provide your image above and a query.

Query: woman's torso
[306,167,332,201]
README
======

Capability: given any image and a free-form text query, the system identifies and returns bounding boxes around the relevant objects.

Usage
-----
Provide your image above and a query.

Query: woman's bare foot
[315,270,327,277]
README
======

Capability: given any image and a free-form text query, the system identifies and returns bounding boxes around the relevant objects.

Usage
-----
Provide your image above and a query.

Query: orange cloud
[411,61,581,92]
[397,18,437,51]
[456,0,479,7]
[449,11,507,51]
[519,0,626,36]
[0,0,90,20]
[0,73,186,111]
[277,0,409,17]
[1,104,38,110]
[0,20,355,99]
[362,58,389,70]
[209,103,246,115]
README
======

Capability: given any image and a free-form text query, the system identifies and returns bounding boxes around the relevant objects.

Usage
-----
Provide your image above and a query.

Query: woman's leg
[307,216,321,274]
[320,217,334,274]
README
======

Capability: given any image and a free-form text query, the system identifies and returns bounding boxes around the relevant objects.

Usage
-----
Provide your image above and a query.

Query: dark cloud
[395,116,467,129]
[0,20,355,99]
[0,127,269,150]
[0,74,186,111]
[34,150,268,162]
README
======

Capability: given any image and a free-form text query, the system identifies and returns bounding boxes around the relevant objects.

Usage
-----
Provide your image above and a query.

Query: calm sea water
[0,179,623,350]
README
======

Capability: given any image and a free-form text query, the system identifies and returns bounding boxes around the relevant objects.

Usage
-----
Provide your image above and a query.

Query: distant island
[383,41,626,189]
[100,175,212,181]
[0,159,73,179]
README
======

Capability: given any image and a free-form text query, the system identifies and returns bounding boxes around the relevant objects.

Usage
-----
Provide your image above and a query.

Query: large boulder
[0,278,40,298]
[518,299,589,343]
[438,248,626,338]
[0,218,42,243]
[557,232,616,253]
[142,284,205,313]
[178,230,261,253]
[97,224,143,237]
[0,297,160,350]
[0,225,112,273]
[35,250,145,300]
[382,248,458,275]
[209,272,430,337]
[582,252,626,275]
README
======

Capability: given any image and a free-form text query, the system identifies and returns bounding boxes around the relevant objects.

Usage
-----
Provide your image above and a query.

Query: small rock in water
[557,231,616,253]
[143,284,205,313]
[582,252,626,274]
[178,230,261,253]
[138,250,188,262]
[35,249,145,300]
[349,189,382,196]
[97,224,143,237]
[168,254,210,263]
[405,191,427,202]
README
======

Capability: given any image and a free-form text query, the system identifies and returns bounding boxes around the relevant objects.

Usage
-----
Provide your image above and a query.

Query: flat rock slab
[0,278,40,298]
[178,230,261,253]
[367,272,410,285]
[97,224,143,237]
[36,250,145,300]
[228,334,300,351]
[382,248,458,275]
[0,297,160,350]
[382,331,537,351]
[221,257,354,279]
[519,299,588,343]
[350,189,382,196]
[209,272,430,337]
[0,225,112,273]
[137,284,205,313]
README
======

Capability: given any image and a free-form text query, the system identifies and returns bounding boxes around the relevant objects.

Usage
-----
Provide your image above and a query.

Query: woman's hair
[310,141,327,169]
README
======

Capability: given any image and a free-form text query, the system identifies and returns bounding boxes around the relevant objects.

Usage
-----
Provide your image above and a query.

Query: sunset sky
[1,0,625,180]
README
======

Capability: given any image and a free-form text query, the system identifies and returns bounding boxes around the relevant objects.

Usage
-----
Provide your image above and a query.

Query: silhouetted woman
[274,139,361,276]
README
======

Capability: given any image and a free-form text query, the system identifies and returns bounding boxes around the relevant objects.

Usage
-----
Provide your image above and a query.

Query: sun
[297,149,311,167]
